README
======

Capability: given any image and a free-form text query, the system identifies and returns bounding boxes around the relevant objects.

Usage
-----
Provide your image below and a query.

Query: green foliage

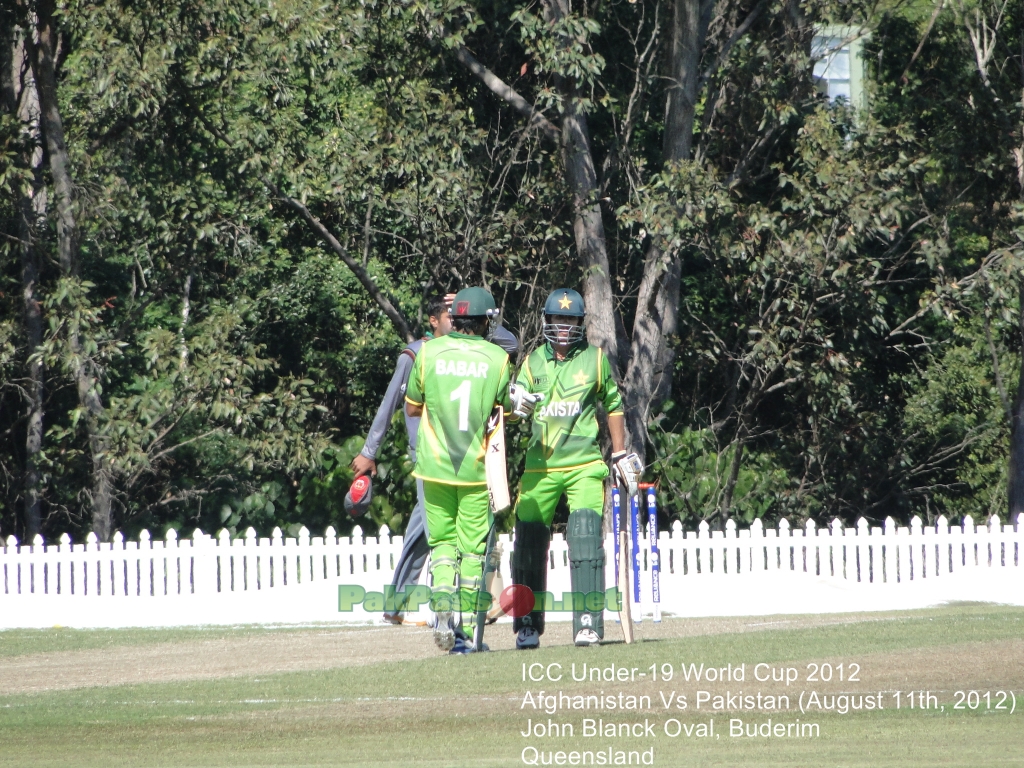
[652,425,790,525]
[634,106,939,523]
[296,430,418,537]
[1,0,1022,542]
[511,6,605,104]
[898,321,1011,521]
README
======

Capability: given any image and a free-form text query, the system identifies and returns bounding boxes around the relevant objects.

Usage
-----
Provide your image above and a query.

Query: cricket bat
[485,542,505,622]
[618,524,634,643]
[474,525,498,650]
[485,405,511,514]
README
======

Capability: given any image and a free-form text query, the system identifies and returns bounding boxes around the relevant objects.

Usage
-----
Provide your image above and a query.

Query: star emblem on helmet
[558,293,573,310]
[573,370,588,387]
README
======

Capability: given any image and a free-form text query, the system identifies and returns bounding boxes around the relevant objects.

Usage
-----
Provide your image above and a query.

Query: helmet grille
[542,321,585,345]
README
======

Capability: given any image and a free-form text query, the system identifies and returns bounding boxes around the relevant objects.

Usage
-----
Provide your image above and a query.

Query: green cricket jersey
[405,331,512,485]
[517,342,622,473]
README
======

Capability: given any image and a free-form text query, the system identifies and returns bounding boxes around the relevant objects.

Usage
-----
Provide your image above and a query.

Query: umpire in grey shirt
[351,293,519,623]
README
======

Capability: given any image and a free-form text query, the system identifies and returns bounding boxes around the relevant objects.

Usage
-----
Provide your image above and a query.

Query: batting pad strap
[430,583,457,612]
[459,551,486,583]
[459,552,485,568]
[429,555,458,573]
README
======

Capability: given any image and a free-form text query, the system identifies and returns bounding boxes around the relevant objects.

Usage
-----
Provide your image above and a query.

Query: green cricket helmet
[542,288,585,345]
[452,287,499,318]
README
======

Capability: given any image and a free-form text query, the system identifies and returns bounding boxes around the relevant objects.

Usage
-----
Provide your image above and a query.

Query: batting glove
[612,451,644,497]
[510,383,544,419]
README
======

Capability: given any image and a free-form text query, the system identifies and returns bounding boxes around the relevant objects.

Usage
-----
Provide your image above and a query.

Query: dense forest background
[1,0,1022,543]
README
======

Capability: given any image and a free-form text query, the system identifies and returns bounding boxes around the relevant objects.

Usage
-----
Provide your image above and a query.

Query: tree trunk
[29,0,74,275]
[19,197,45,538]
[719,436,744,525]
[19,199,45,539]
[3,17,46,538]
[558,86,623,373]
[1007,107,1024,522]
[621,247,681,452]
[179,266,194,373]
[29,0,114,539]
[1008,280,1024,520]
[663,0,715,164]
[541,0,624,374]
[619,0,713,454]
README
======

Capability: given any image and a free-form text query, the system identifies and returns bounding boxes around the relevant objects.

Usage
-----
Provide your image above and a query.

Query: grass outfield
[0,625,336,659]
[0,605,1021,767]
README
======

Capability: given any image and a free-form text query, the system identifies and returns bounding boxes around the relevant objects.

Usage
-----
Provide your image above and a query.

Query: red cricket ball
[499,584,535,618]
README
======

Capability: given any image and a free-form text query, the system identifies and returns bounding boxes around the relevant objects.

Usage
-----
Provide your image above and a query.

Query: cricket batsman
[351,295,518,624]
[405,287,536,653]
[510,288,643,649]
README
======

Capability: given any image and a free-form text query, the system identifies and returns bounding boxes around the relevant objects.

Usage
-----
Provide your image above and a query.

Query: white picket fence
[0,514,1021,629]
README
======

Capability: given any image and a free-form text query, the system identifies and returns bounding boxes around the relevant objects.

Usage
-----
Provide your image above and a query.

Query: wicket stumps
[611,482,662,624]
[629,490,642,624]
[640,483,662,623]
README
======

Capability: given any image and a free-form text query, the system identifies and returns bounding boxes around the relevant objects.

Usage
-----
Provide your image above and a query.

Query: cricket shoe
[382,612,403,625]
[516,627,540,650]
[449,634,489,654]
[574,628,601,647]
[430,610,456,652]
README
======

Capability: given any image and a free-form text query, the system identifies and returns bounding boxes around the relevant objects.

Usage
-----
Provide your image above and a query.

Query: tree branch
[696,0,768,92]
[263,179,415,342]
[901,0,946,83]
[147,429,223,466]
[984,308,1012,421]
[185,101,415,343]
[453,46,560,141]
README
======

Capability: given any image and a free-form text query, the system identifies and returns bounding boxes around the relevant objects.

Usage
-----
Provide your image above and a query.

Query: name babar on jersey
[434,358,491,378]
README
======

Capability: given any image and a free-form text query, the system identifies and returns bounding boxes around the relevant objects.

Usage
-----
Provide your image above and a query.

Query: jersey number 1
[450,380,471,431]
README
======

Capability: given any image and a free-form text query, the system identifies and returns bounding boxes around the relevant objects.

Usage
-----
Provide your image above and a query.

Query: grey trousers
[389,479,429,610]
